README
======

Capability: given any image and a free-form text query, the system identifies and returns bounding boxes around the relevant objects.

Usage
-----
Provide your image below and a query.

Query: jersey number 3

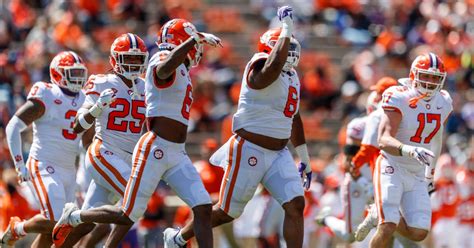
[410,113,441,144]
[63,110,77,140]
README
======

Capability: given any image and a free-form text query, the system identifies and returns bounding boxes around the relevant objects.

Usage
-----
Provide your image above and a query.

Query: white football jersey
[84,74,146,156]
[27,82,85,167]
[346,116,367,143]
[232,53,301,139]
[361,108,383,147]
[145,50,193,125]
[381,85,453,173]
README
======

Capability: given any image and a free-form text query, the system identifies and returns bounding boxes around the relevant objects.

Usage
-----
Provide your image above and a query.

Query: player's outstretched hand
[298,162,312,190]
[183,22,222,47]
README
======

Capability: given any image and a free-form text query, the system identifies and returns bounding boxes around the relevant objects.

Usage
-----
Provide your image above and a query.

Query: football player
[355,53,453,247]
[52,21,221,248]
[316,77,397,243]
[3,51,93,247]
[166,6,312,248]
[52,33,149,247]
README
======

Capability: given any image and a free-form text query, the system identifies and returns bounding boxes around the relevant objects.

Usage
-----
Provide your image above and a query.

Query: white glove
[400,145,435,167]
[16,164,30,182]
[183,22,222,47]
[277,5,294,37]
[90,89,116,118]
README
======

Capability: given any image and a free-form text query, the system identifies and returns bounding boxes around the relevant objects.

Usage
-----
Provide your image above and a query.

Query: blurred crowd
[0,0,473,247]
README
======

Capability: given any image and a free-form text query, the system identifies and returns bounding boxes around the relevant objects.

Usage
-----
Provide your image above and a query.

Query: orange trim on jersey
[85,91,100,96]
[152,66,175,89]
[33,159,55,221]
[382,106,402,115]
[223,137,245,213]
[94,139,127,187]
[217,136,237,208]
[246,57,267,90]
[374,155,385,223]
[124,132,156,216]
[87,142,124,195]
[27,158,47,215]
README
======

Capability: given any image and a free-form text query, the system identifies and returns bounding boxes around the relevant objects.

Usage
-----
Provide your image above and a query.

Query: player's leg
[179,136,265,245]
[364,156,403,247]
[162,157,213,247]
[396,178,431,242]
[76,223,111,248]
[262,148,305,248]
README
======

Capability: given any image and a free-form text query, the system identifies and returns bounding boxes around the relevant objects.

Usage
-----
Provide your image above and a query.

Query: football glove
[183,23,222,47]
[90,89,116,118]
[401,145,435,167]
[298,162,312,190]
[277,5,294,37]
[16,164,30,182]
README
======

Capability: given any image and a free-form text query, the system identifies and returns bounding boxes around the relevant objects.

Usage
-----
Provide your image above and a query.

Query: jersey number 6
[283,86,298,118]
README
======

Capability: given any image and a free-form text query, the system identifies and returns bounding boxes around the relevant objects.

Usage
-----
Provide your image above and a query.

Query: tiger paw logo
[154,149,164,160]
[46,166,55,174]
[384,166,394,174]
[248,157,257,167]
[14,155,22,163]
[54,99,62,105]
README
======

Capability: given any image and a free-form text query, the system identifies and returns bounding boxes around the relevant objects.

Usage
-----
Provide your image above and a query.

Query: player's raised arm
[154,20,221,84]
[248,6,295,89]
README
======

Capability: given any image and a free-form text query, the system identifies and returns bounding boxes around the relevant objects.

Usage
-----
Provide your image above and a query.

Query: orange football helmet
[157,19,203,67]
[258,28,300,71]
[110,33,149,80]
[409,53,447,99]
[50,51,87,93]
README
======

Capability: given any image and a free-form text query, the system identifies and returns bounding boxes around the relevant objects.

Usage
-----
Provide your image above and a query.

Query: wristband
[89,104,103,118]
[78,114,93,130]
[295,144,310,166]
[400,144,415,157]
[280,25,292,38]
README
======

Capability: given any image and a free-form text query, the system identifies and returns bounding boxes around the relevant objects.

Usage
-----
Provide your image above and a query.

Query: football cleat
[163,228,187,248]
[0,217,23,246]
[52,202,79,247]
[355,204,378,242]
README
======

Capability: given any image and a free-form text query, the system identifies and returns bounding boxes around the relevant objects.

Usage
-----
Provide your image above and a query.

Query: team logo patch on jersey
[54,99,62,104]
[181,70,185,76]
[14,155,22,162]
[104,150,114,156]
[426,104,431,109]
[352,190,360,198]
[248,157,257,166]
[384,166,394,174]
[46,166,55,174]
[154,149,164,160]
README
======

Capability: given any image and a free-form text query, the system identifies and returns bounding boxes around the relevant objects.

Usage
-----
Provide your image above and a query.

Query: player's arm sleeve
[5,115,28,168]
